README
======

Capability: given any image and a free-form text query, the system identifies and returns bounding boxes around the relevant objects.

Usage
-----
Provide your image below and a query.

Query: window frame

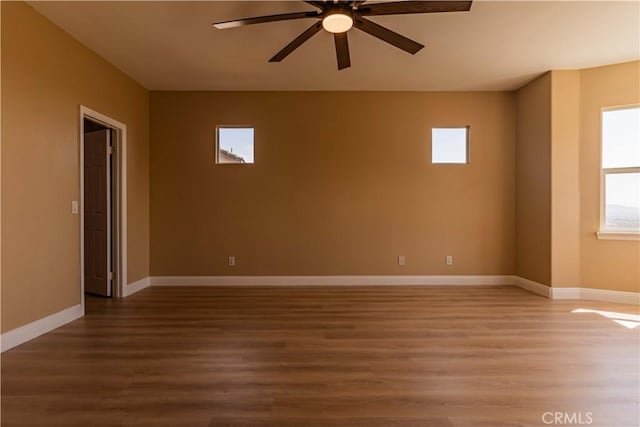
[598,105,640,239]
[431,126,470,164]
[215,125,255,165]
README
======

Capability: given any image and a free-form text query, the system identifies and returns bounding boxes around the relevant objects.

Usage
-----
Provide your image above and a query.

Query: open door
[84,129,112,296]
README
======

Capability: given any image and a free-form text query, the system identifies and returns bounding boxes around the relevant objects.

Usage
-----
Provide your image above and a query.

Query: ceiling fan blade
[213,11,319,29]
[334,32,351,70]
[269,21,323,62]
[354,16,424,54]
[360,1,472,16]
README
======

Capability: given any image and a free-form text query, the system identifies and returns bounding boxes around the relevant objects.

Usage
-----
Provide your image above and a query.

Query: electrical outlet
[228,256,235,267]
[398,255,405,266]
[446,255,453,265]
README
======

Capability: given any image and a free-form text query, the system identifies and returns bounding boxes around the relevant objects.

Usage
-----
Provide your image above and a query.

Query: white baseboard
[550,287,581,300]
[150,275,514,287]
[513,276,551,298]
[0,304,83,353]
[514,276,639,305]
[579,288,640,305]
[0,275,150,352]
[125,276,151,297]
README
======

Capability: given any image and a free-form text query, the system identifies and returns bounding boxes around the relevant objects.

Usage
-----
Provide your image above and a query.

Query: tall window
[601,106,640,233]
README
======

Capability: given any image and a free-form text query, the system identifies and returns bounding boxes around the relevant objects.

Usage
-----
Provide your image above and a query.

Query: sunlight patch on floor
[572,308,640,329]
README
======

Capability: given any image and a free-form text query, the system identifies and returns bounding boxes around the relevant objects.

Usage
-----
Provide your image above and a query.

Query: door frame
[79,105,127,307]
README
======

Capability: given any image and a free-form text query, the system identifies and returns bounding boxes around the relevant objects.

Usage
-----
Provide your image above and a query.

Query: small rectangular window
[601,106,640,232]
[216,126,254,164]
[432,127,469,164]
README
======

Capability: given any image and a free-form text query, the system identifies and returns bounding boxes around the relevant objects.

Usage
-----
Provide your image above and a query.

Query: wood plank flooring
[1,285,639,426]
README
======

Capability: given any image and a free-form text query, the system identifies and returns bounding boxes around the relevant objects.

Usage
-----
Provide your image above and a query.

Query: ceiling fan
[213,1,473,70]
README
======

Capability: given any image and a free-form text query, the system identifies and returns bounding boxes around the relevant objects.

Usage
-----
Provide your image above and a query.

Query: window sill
[596,230,640,241]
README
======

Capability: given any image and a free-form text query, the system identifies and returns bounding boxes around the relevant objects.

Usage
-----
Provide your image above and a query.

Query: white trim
[513,276,551,298]
[79,106,127,302]
[151,275,514,287]
[106,129,112,296]
[550,287,581,300]
[514,276,639,305]
[0,304,83,353]
[124,277,151,297]
[596,231,640,241]
[579,288,640,305]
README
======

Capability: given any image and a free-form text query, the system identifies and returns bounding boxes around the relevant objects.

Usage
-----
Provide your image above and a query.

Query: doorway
[83,119,113,297]
[80,106,127,302]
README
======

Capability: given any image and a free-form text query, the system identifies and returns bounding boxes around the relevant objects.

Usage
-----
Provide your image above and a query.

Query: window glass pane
[432,128,468,164]
[602,107,640,168]
[217,127,254,164]
[605,172,640,230]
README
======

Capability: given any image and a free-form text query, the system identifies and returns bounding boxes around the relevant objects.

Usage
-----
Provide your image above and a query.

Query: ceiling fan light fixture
[322,12,353,33]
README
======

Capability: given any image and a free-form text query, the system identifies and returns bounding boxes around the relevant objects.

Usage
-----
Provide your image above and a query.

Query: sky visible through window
[218,127,254,163]
[603,108,640,170]
[432,128,468,163]
[602,107,639,229]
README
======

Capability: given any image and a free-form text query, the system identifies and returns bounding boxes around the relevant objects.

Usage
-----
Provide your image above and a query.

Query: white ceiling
[29,1,640,91]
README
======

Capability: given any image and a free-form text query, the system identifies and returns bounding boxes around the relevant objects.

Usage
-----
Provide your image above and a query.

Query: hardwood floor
[1,285,639,426]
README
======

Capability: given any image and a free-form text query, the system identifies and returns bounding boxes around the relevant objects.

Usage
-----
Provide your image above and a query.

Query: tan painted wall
[550,70,581,287]
[579,61,640,292]
[515,73,552,286]
[1,2,149,332]
[515,64,639,291]
[150,91,516,276]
